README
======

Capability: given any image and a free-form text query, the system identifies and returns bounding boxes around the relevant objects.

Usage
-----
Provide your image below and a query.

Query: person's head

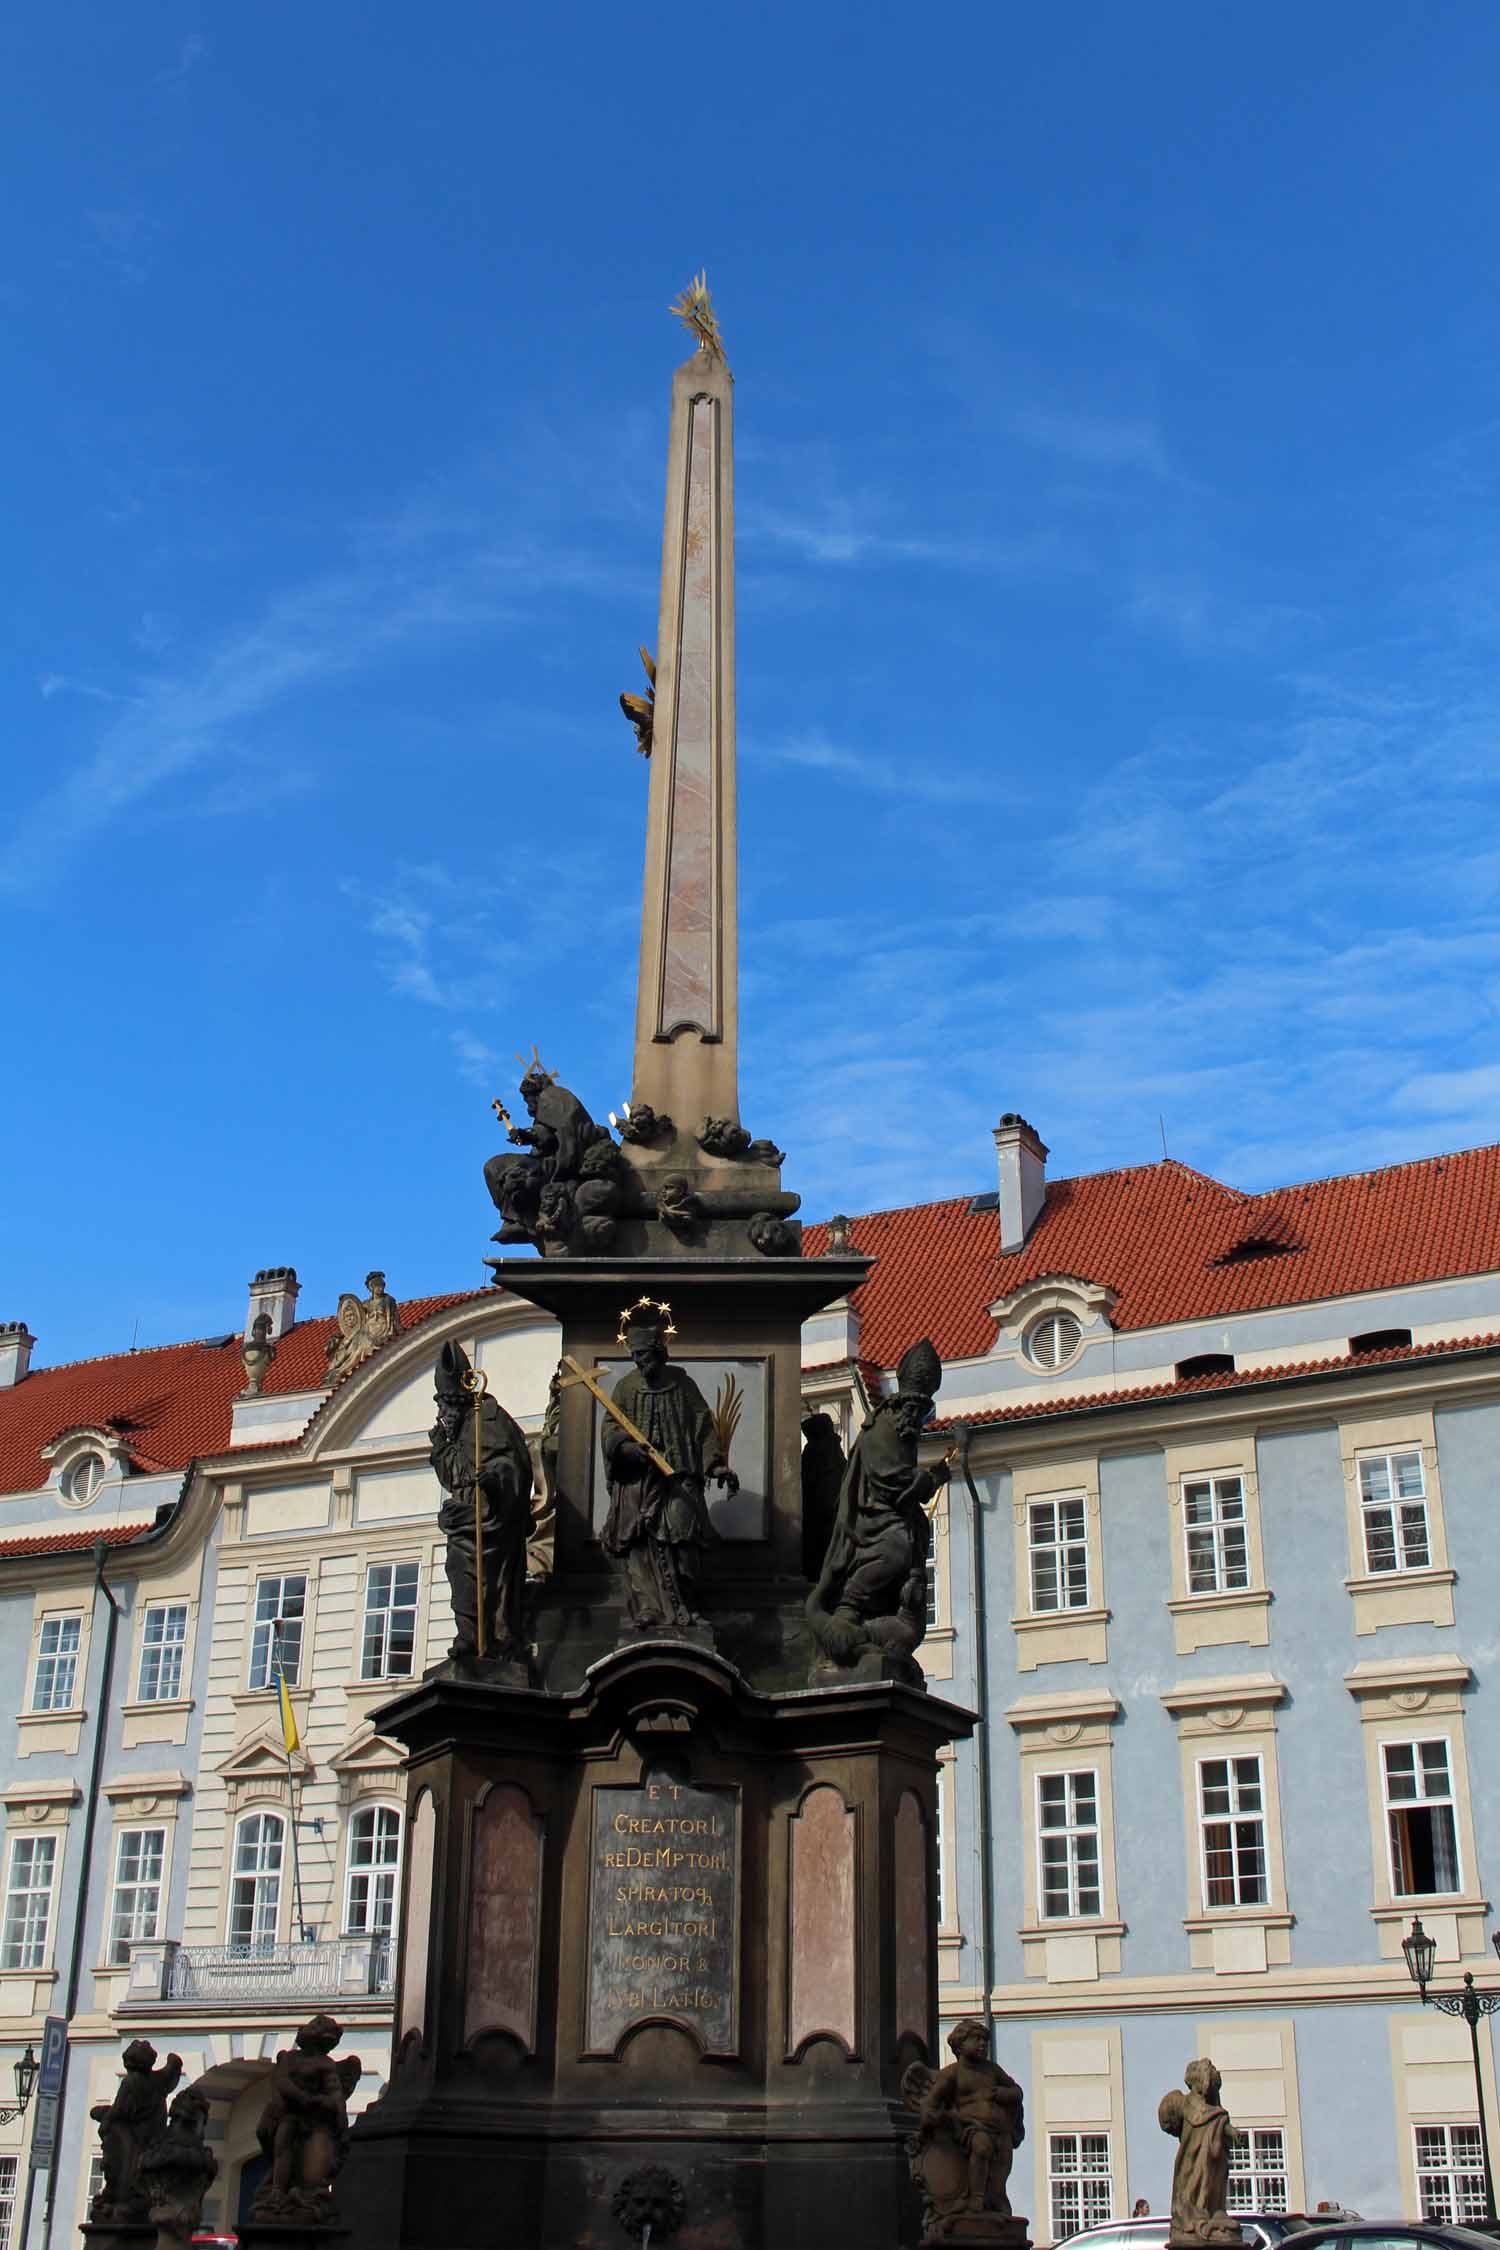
[626,1313,669,1379]
[366,1271,386,1296]
[519,1067,550,1113]
[1133,2200,1150,2217]
[947,2017,991,2063]
[1184,2058,1221,2103]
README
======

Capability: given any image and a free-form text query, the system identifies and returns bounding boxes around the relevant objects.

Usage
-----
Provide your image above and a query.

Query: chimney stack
[246,1267,300,1342]
[0,1324,34,1388]
[994,1114,1048,1253]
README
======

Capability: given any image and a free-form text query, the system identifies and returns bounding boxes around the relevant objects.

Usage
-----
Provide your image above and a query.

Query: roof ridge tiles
[1243,1138,1500,1201]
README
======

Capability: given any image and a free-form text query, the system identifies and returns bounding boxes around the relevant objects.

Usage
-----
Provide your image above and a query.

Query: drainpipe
[954,1425,997,2034]
[37,1540,120,2250]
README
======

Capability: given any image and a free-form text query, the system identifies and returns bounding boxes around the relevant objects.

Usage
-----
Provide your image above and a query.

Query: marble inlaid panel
[893,1789,929,2050]
[400,1787,437,2042]
[658,392,720,1039]
[788,1785,856,2054]
[464,1783,543,2051]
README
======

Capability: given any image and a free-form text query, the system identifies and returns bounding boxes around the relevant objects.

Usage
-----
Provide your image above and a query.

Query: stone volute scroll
[807,1338,949,1683]
[901,2019,1028,2247]
[1158,2058,1246,2247]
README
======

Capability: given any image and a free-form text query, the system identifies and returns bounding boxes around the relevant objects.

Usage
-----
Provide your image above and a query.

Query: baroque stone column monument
[339,280,975,2250]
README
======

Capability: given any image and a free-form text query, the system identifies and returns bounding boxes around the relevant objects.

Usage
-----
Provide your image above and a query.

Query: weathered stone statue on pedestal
[248,2014,362,2230]
[600,1302,738,1639]
[89,2041,184,2226]
[1158,2059,1246,2247]
[484,1066,623,1253]
[139,2086,217,2250]
[430,1340,533,1681]
[903,2020,1028,2245]
[808,1339,947,1682]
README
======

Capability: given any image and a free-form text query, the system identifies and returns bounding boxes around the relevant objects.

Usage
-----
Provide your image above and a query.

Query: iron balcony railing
[126,1935,394,2006]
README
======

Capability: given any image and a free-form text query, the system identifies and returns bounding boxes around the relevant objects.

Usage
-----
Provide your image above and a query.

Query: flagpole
[271,1618,311,1943]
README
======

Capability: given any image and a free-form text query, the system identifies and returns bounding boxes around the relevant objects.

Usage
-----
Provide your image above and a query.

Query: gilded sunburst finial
[669,271,725,361]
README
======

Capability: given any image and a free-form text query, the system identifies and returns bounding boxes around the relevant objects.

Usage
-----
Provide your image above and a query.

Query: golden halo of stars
[616,1295,678,1347]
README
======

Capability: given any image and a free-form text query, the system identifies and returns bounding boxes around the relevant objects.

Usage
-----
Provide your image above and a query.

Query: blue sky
[6,3,1500,1364]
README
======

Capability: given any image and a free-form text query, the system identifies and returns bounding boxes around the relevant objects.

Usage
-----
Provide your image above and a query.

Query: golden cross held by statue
[557,1355,678,1481]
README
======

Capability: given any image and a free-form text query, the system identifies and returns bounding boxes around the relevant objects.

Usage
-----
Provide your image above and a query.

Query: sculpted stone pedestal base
[339,1643,971,2250]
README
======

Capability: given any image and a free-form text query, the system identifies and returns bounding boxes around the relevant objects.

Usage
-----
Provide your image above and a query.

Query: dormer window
[61,1453,106,1507]
[1024,1311,1082,1373]
[1176,1353,1235,1382]
[1350,1327,1412,1355]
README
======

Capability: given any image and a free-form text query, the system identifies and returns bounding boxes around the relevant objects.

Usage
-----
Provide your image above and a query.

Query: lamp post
[1402,1917,1500,2222]
[0,2046,38,2126]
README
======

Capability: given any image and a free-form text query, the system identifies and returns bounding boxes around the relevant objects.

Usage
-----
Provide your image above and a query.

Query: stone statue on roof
[324,1272,401,1386]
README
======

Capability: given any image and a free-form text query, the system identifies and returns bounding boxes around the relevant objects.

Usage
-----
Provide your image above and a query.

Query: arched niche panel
[787,1784,857,2059]
[893,1789,930,2056]
[400,1787,437,2045]
[464,1781,544,2054]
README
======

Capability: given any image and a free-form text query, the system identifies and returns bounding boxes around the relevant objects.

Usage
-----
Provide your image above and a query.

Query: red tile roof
[0,1291,488,1498]
[0,1522,157,1561]
[928,1329,1500,1436]
[802,1144,1500,1368]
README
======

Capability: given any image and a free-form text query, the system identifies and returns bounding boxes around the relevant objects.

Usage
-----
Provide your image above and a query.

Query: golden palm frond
[712,1371,744,1459]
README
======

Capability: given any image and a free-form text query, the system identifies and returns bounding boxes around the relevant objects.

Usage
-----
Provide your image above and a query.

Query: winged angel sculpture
[901,2020,1027,2243]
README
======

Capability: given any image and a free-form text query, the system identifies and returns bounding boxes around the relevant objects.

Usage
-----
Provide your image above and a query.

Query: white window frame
[1358,1449,1432,1575]
[1,1834,57,1969]
[1197,1753,1269,1910]
[1383,1736,1462,1898]
[31,1614,82,1712]
[227,1811,285,1951]
[0,2154,16,2250]
[1228,2127,1288,2213]
[136,1603,189,1703]
[343,1804,403,1937]
[1181,1474,1250,1596]
[108,1826,166,1965]
[1048,2130,1113,2241]
[360,1562,420,1682]
[248,1576,306,1691]
[1029,1495,1090,1614]
[1415,2123,1487,2224]
[1036,1769,1101,1920]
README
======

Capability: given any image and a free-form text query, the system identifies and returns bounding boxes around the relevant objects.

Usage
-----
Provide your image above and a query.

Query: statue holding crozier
[430,1339,534,1681]
[599,1300,738,1636]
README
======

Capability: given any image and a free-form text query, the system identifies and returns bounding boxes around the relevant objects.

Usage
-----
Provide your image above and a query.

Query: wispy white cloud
[1006,403,1174,477]
[758,729,1002,807]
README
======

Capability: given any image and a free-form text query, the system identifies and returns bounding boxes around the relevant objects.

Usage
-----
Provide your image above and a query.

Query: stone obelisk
[632,295,739,1128]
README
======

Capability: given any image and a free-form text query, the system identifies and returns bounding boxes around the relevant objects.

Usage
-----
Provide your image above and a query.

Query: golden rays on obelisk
[670,270,725,360]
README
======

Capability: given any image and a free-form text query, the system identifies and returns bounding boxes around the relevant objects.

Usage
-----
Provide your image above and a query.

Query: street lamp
[0,2046,38,2126]
[1402,1916,1500,2222]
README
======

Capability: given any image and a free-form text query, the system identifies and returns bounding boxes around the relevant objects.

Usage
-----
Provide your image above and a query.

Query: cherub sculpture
[251,2013,362,2224]
[1159,2059,1245,2245]
[902,2018,1026,2241]
[90,2040,184,2221]
[430,1340,534,1678]
[807,1337,947,1678]
[140,2085,217,2250]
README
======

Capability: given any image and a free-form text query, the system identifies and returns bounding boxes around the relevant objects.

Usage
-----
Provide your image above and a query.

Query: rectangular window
[1037,1771,1101,1919]
[1,1835,56,1969]
[1182,1475,1250,1595]
[1048,2131,1112,2241]
[1228,2128,1288,2213]
[1029,1497,1090,1613]
[0,2155,16,2250]
[360,1562,420,1681]
[31,1614,82,1712]
[249,1575,307,1691]
[109,1827,165,1964]
[137,1603,189,1702]
[1199,1755,1268,1907]
[1384,1739,1461,1895]
[924,1557,938,1628]
[1416,2124,1487,2224]
[1359,1450,1431,1574]
[228,1814,284,1950]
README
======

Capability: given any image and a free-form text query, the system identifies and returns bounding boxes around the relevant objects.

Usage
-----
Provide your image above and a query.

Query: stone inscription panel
[585,1769,738,2055]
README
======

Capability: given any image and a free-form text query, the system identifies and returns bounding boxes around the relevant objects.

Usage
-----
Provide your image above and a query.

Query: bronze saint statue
[251,2013,363,2225]
[807,1337,947,1677]
[430,1340,534,1679]
[1159,2059,1245,2245]
[90,2040,184,2222]
[600,1304,737,1634]
[139,2085,217,2250]
[902,2019,1026,2242]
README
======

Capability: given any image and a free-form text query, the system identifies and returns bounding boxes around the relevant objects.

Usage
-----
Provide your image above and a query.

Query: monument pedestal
[340,1643,972,2250]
